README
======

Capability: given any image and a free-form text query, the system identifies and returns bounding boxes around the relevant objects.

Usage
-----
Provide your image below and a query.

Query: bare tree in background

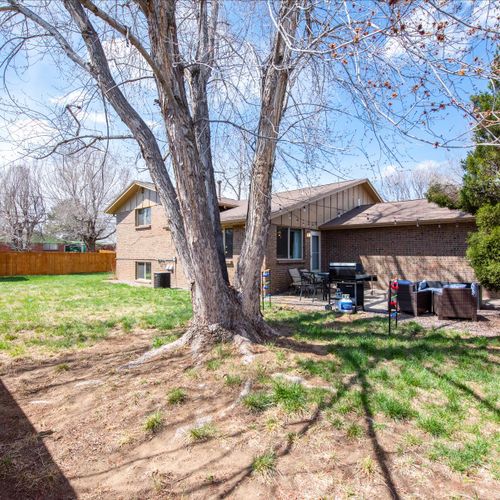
[45,151,129,252]
[0,1,497,352]
[379,167,455,201]
[0,164,45,251]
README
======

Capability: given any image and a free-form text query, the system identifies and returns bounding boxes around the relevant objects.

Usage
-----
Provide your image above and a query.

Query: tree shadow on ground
[0,379,75,499]
[263,313,498,499]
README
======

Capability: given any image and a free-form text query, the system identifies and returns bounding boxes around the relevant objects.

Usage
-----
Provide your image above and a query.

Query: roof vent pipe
[217,180,222,200]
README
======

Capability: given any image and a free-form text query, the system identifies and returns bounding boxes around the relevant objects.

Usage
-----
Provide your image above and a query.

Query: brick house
[105,179,484,294]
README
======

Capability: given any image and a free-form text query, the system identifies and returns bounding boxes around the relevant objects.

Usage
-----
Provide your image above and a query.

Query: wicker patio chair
[288,268,308,298]
[433,287,478,321]
[397,282,432,316]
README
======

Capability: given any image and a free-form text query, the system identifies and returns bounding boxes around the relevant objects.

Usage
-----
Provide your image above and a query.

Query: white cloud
[81,111,108,125]
[377,159,449,181]
[471,0,500,28]
[380,164,397,178]
[414,159,443,172]
[0,118,57,165]
[49,89,87,107]
[382,2,489,61]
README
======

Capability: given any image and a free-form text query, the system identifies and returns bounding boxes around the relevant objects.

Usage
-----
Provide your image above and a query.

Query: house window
[276,226,303,260]
[43,243,58,251]
[136,261,152,281]
[223,228,233,259]
[136,207,151,226]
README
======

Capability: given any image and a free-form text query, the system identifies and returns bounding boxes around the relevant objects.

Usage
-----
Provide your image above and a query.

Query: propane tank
[338,294,353,313]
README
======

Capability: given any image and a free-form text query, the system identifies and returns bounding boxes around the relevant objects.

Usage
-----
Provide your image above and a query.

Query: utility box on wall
[154,272,171,288]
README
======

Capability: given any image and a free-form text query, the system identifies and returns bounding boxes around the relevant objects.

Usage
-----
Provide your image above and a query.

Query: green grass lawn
[0,273,498,479]
[262,309,500,478]
[0,273,192,356]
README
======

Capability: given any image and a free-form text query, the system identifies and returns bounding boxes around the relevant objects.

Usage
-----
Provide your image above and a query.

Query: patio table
[313,272,330,301]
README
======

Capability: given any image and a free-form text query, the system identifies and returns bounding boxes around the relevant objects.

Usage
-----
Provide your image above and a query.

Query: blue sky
[0,0,497,197]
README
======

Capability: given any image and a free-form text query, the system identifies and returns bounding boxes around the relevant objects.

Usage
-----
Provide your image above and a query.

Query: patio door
[310,231,321,272]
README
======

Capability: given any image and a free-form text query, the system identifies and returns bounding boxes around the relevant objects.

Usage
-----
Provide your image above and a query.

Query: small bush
[403,433,424,448]
[417,415,452,438]
[272,381,307,413]
[243,392,274,412]
[206,358,222,371]
[346,422,364,439]
[167,388,187,405]
[252,451,276,476]
[55,363,70,372]
[189,423,217,442]
[467,204,500,291]
[223,374,242,386]
[144,411,164,433]
[328,416,344,430]
[374,393,415,420]
[121,316,135,332]
[360,456,375,476]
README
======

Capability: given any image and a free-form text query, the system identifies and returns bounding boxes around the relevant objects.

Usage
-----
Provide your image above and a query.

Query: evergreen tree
[427,57,499,290]
[460,81,500,213]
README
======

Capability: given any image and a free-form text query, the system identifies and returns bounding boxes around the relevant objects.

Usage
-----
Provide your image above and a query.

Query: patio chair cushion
[397,279,412,285]
[445,283,467,289]
[418,280,428,291]
[426,280,443,289]
[471,282,479,297]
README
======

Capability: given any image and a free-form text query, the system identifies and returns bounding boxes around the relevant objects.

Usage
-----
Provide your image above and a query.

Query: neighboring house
[0,235,67,252]
[105,179,483,294]
[0,234,97,253]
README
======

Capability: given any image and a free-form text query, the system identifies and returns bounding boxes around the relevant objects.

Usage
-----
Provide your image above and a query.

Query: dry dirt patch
[0,329,498,500]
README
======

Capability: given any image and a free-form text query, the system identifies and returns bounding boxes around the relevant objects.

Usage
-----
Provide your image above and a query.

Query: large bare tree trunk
[235,0,300,319]
[187,0,228,283]
[142,1,242,337]
[60,0,300,347]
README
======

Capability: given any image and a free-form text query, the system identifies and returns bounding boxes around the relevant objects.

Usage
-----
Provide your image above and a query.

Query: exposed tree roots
[120,316,278,370]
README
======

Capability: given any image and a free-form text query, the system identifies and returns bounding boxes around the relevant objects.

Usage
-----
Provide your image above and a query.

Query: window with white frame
[135,207,151,226]
[223,228,233,258]
[136,261,152,280]
[43,243,58,251]
[276,226,303,259]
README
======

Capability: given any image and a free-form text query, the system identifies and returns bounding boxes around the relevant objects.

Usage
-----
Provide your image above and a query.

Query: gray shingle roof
[220,179,378,224]
[319,199,474,229]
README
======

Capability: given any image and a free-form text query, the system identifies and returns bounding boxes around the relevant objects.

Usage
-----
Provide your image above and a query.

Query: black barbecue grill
[327,262,377,311]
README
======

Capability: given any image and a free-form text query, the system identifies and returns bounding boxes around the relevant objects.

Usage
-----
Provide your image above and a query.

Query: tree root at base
[119,318,277,370]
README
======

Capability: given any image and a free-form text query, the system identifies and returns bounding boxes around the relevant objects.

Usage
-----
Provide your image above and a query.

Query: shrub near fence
[0,252,116,276]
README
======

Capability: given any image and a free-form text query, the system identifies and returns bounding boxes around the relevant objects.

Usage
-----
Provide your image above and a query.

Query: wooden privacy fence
[0,252,116,276]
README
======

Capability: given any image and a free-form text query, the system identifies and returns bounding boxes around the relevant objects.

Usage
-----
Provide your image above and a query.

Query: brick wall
[115,204,189,288]
[321,222,496,298]
[115,207,248,291]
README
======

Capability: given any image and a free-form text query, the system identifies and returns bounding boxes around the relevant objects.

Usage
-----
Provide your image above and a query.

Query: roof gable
[105,181,243,214]
[105,181,156,214]
[220,178,382,225]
